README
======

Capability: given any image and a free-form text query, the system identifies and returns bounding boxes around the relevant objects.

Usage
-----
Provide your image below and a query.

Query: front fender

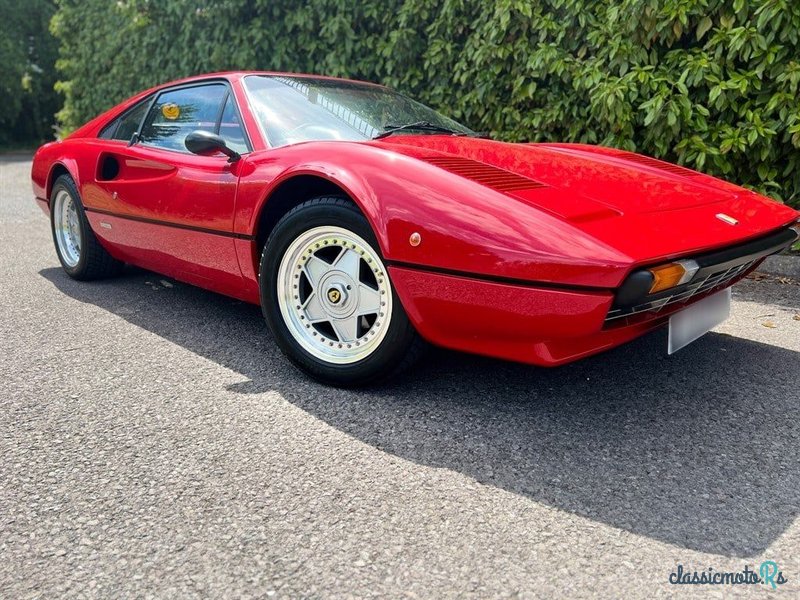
[236,142,633,288]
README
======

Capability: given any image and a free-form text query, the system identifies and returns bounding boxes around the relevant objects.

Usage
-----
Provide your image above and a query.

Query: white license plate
[668,288,731,354]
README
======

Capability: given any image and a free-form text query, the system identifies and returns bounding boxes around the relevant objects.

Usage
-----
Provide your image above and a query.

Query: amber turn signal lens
[647,259,700,293]
[648,263,686,293]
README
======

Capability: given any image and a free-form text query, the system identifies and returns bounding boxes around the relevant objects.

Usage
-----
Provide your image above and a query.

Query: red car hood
[375,136,798,264]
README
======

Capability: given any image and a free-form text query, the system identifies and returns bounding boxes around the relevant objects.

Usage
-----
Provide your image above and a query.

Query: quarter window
[139,84,227,152]
[99,98,151,141]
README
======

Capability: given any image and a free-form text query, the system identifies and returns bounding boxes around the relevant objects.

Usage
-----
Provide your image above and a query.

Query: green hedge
[0,0,59,146]
[53,0,800,206]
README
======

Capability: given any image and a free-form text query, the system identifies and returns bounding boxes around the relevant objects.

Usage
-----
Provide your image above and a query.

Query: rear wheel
[50,175,123,280]
[260,196,423,386]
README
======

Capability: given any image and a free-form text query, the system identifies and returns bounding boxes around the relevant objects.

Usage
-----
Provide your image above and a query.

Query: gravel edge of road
[761,253,800,279]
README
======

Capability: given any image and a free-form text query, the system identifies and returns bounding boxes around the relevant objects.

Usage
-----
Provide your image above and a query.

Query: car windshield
[243,75,474,147]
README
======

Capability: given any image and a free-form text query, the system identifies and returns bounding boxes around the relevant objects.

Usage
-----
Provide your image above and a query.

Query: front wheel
[50,174,123,280]
[260,196,423,386]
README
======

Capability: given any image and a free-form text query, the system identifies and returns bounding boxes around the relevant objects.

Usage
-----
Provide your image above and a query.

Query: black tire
[260,196,424,386]
[50,175,123,280]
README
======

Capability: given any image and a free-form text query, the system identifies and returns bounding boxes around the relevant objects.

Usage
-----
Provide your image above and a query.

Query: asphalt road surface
[2,154,799,599]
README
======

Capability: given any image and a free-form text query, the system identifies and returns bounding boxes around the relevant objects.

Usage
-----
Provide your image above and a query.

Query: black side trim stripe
[84,207,255,241]
[385,260,611,293]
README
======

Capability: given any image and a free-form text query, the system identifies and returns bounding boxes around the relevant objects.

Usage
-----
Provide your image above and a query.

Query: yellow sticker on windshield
[161,103,181,120]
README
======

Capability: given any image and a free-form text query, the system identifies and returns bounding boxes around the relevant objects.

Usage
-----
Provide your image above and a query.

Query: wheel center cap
[327,284,345,304]
[319,273,357,318]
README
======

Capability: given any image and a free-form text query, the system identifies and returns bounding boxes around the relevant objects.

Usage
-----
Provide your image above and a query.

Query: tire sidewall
[260,199,416,386]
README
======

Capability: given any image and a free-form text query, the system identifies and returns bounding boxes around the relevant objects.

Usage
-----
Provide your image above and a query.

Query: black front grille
[605,258,759,321]
[605,226,798,324]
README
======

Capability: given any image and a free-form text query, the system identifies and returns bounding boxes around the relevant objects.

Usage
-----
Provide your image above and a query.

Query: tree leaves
[0,0,59,145]
[697,16,714,40]
[49,0,800,207]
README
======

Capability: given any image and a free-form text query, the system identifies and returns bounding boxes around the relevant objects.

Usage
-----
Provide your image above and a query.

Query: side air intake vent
[609,150,699,177]
[422,156,546,192]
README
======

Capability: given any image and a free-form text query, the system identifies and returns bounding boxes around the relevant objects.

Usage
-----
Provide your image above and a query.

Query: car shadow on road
[40,266,799,558]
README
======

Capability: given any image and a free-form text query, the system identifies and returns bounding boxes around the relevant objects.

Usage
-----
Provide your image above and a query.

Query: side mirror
[185,130,240,162]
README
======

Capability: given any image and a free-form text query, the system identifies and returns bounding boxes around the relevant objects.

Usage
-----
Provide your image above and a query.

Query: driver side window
[139,84,227,152]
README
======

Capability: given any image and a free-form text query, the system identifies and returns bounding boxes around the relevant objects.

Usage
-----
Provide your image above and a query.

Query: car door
[87,81,252,299]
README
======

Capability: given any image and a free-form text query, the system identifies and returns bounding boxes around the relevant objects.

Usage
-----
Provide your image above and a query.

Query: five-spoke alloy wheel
[261,196,422,386]
[276,226,393,364]
[53,188,82,268]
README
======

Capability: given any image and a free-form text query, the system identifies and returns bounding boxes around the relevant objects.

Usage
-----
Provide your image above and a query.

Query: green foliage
[0,0,59,146]
[52,0,800,206]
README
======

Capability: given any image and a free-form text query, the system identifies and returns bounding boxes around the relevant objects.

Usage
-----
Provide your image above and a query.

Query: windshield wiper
[373,121,469,139]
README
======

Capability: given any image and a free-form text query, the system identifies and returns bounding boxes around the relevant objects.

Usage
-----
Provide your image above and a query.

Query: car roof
[156,71,387,90]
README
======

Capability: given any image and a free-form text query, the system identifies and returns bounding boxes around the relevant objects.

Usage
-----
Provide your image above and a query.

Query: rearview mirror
[185,130,240,162]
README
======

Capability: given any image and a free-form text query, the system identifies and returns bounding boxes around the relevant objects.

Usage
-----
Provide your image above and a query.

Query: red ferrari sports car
[32,71,799,385]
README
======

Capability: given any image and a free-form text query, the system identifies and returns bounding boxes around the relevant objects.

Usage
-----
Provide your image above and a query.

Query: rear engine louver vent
[609,151,699,177]
[422,156,546,192]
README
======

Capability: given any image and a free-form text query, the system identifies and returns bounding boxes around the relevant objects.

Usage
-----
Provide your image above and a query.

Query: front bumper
[607,226,798,326]
[388,225,798,367]
[389,266,632,366]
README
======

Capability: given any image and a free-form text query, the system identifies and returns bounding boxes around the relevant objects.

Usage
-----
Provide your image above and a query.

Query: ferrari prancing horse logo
[327,288,342,303]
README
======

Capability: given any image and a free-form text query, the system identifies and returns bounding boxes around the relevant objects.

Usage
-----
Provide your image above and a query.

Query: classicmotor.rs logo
[668,561,788,589]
